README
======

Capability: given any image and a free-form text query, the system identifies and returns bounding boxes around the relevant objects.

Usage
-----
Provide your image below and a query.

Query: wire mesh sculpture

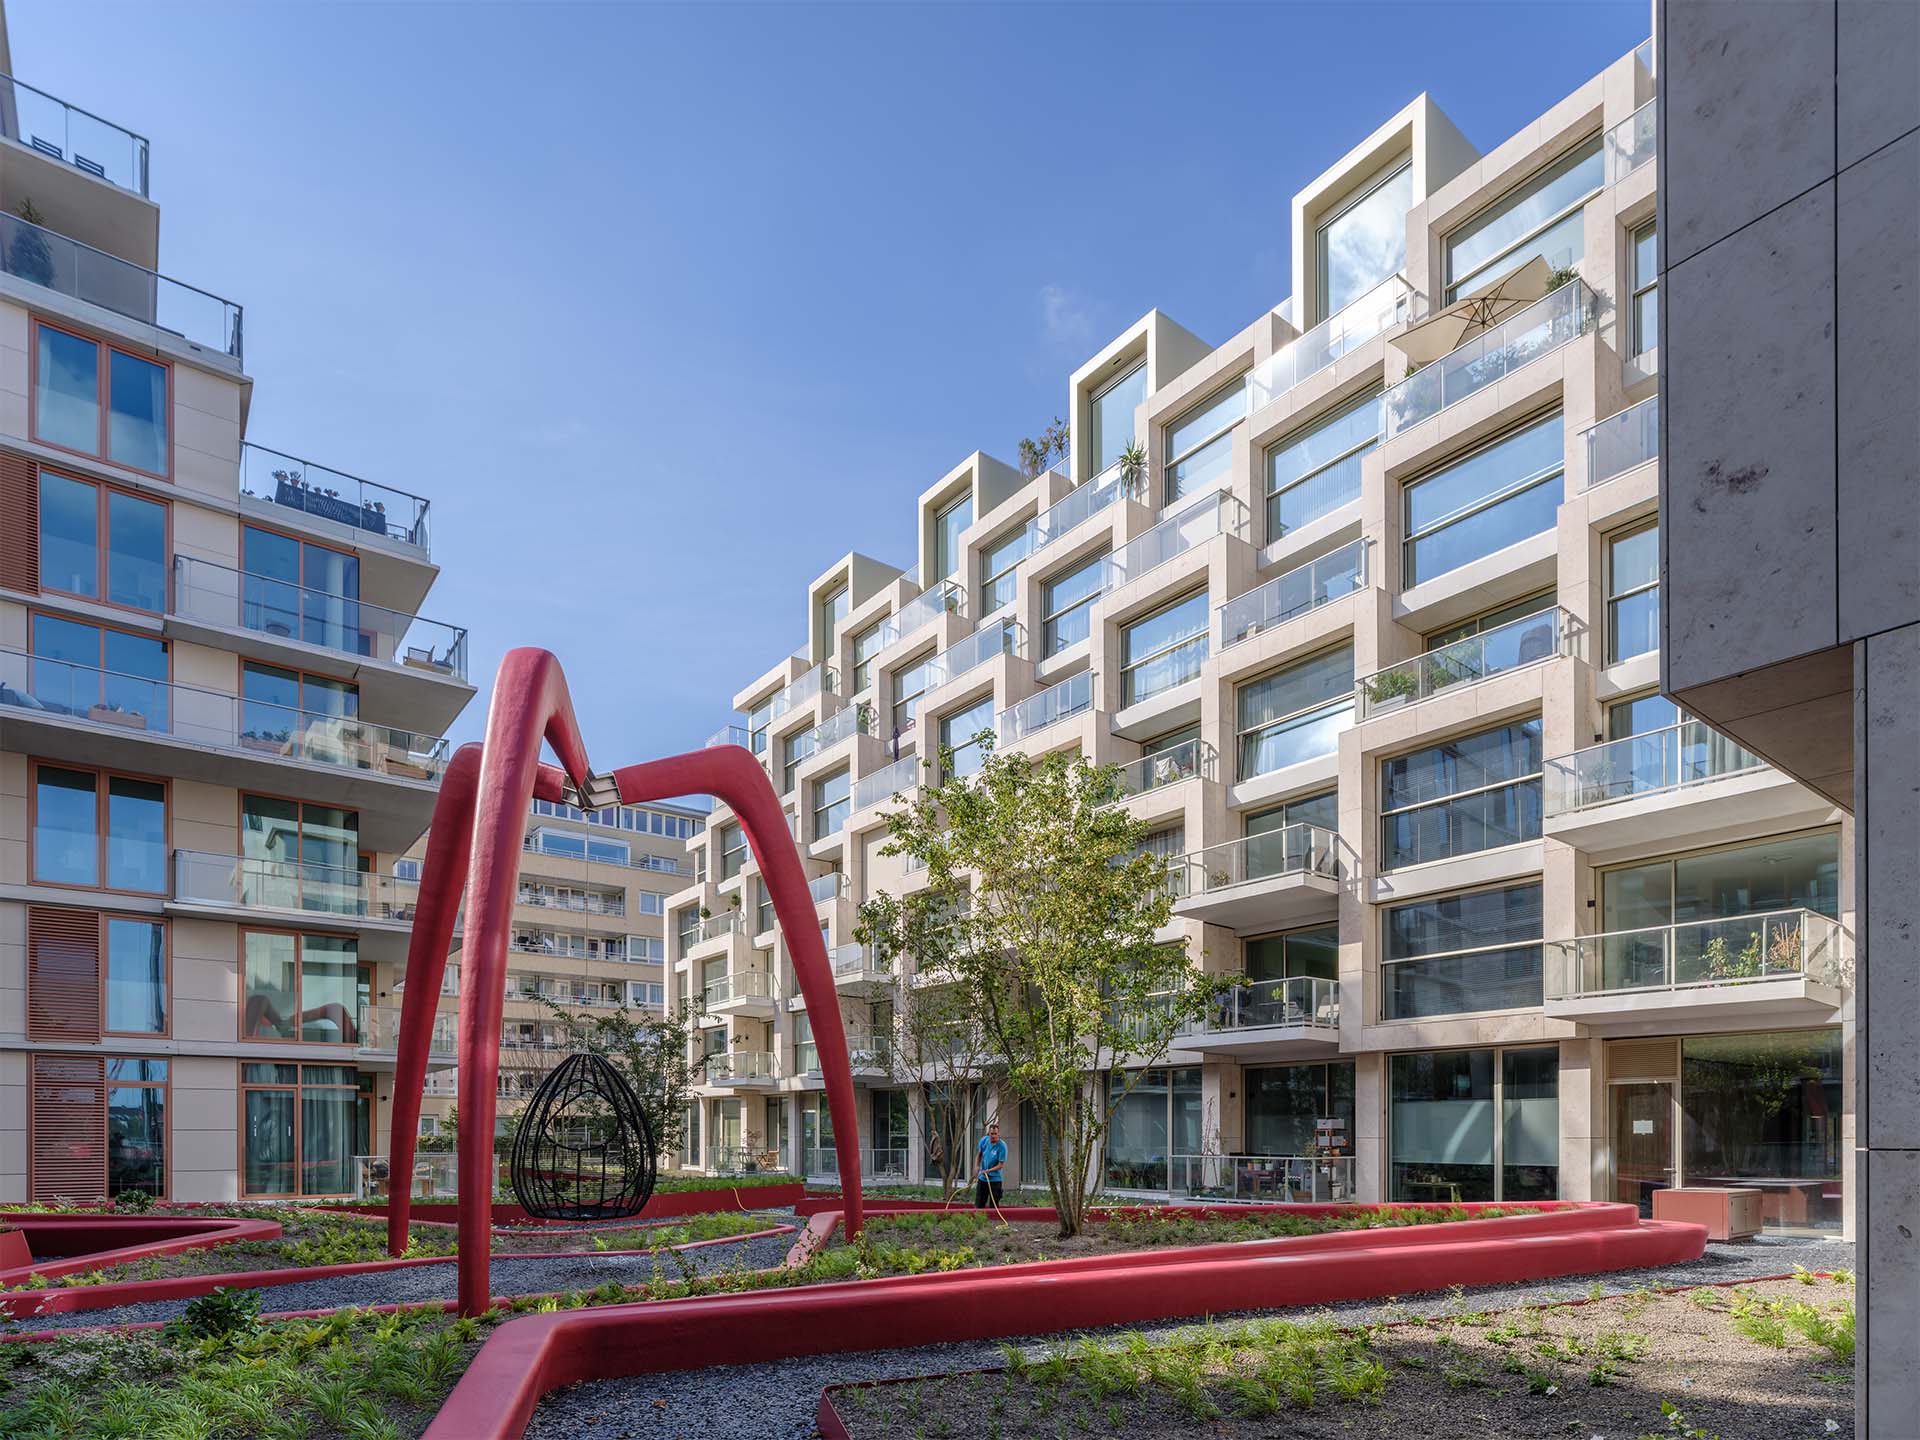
[509,1050,657,1221]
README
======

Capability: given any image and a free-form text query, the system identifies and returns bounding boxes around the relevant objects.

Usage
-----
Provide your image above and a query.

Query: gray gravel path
[522,1233,1854,1440]
[5,1223,796,1333]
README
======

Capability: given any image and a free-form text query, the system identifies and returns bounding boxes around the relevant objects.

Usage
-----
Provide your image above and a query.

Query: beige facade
[675,39,1856,1236]
[0,28,474,1203]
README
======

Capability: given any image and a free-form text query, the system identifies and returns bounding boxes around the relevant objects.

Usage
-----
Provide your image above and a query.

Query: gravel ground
[4,1221,797,1333]
[522,1232,1854,1440]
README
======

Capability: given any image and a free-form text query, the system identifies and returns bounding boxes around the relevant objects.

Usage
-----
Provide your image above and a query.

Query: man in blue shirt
[975,1120,1007,1209]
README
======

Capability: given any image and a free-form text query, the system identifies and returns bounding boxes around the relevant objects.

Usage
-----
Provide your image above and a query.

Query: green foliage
[1016,417,1070,478]
[533,996,699,1160]
[111,1188,156,1214]
[173,1286,263,1341]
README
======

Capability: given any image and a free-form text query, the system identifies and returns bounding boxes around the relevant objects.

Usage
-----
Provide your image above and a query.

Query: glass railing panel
[1263,450,1367,552]
[1123,634,1208,706]
[1584,395,1659,488]
[1033,463,1136,551]
[0,210,241,361]
[1167,1153,1354,1203]
[706,723,749,748]
[808,872,845,903]
[1100,491,1228,591]
[1,647,172,732]
[831,943,893,978]
[1222,539,1367,648]
[1181,823,1340,894]
[2,74,149,194]
[995,669,1094,745]
[1606,100,1657,185]
[1552,909,1844,998]
[928,617,1020,688]
[1544,720,1766,814]
[354,1006,456,1055]
[1382,281,1592,438]
[805,1146,909,1180]
[240,444,431,553]
[705,970,773,1007]
[692,911,744,946]
[876,580,965,652]
[1357,607,1565,718]
[705,1051,777,1083]
[1249,276,1413,409]
[171,556,468,679]
[808,704,870,753]
[854,754,921,810]
[1192,975,1340,1032]
[771,662,836,718]
[1111,738,1215,800]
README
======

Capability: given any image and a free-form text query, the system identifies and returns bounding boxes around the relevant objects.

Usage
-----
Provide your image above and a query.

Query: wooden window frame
[28,758,170,895]
[237,1061,362,1200]
[33,467,171,613]
[29,319,175,480]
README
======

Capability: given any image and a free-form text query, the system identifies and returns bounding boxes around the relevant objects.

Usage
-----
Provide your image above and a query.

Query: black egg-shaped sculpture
[510,1051,657,1221]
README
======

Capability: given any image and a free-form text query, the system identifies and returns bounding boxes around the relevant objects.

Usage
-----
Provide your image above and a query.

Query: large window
[1390,1046,1559,1202]
[1380,719,1543,869]
[892,647,936,735]
[812,767,851,841]
[1246,1061,1354,1157]
[29,613,170,730]
[1041,549,1107,657]
[1606,690,1680,741]
[1104,1066,1202,1192]
[31,763,166,892]
[107,1057,168,1198]
[1402,413,1564,587]
[1382,882,1543,1019]
[1630,221,1658,357]
[1607,522,1659,663]
[818,584,848,648]
[780,730,812,794]
[33,322,170,475]
[1316,160,1413,319]
[1121,590,1209,706]
[106,917,168,1035]
[37,471,166,610]
[1678,1030,1841,1231]
[979,528,1026,616]
[1163,378,1246,504]
[1089,362,1147,476]
[939,695,995,780]
[1235,645,1354,780]
[241,795,359,912]
[1265,390,1379,543]
[242,525,362,652]
[242,930,363,1043]
[850,620,885,694]
[1445,136,1603,300]
[746,699,772,756]
[242,1062,361,1198]
[934,494,973,580]
[719,822,748,879]
[1245,790,1339,837]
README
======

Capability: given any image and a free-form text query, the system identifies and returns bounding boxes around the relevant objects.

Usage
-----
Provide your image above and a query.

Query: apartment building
[407,796,702,1142]
[0,19,475,1203]
[673,33,1858,1237]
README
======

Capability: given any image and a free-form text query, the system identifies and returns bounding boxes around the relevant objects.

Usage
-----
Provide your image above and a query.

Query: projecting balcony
[169,555,471,730]
[706,723,750,749]
[1219,539,1366,650]
[686,909,745,957]
[704,1050,779,1087]
[1356,606,1568,719]
[0,73,149,195]
[795,1031,893,1082]
[1545,909,1847,1032]
[770,662,835,719]
[1098,489,1235,593]
[1032,462,1140,554]
[1584,395,1659,490]
[0,649,447,848]
[1606,99,1656,186]
[926,617,1021,693]
[170,850,439,966]
[853,753,922,813]
[873,580,965,656]
[831,942,895,996]
[1248,275,1415,410]
[1382,279,1592,439]
[0,208,241,366]
[1108,737,1217,803]
[353,1005,458,1070]
[1178,975,1341,1058]
[240,443,432,561]
[1172,824,1342,930]
[515,888,625,919]
[801,702,872,761]
[995,669,1093,747]
[1542,721,1821,852]
[521,834,691,878]
[808,872,846,904]
[806,1146,909,1184]
[704,969,776,1019]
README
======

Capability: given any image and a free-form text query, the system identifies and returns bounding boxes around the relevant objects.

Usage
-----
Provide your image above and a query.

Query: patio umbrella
[1392,255,1556,365]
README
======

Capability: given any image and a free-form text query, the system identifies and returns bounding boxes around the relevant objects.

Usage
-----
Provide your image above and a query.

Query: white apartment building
[672,35,1856,1237]
[0,16,475,1203]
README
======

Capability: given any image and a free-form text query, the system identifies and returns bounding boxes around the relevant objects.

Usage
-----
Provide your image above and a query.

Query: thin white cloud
[1039,283,1096,348]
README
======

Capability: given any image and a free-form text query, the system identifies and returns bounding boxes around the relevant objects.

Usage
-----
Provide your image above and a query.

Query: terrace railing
[0,73,149,193]
[1357,607,1568,719]
[1584,395,1659,489]
[1166,1153,1353,1203]
[1249,275,1414,410]
[1109,737,1215,800]
[1178,822,1341,897]
[1219,539,1366,648]
[1545,720,1767,815]
[853,753,922,811]
[995,669,1094,745]
[1547,908,1848,999]
[240,443,431,554]
[1186,975,1340,1034]
[1382,280,1592,438]
[1606,99,1657,185]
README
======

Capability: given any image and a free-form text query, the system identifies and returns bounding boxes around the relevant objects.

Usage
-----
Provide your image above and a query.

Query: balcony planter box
[87,705,147,730]
[384,755,434,780]
[1652,1186,1762,1241]
[403,649,451,673]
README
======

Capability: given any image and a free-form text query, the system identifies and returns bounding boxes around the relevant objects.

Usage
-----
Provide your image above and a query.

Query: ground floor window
[240,1062,362,1197]
[923,1082,986,1181]
[1390,1045,1559,1202]
[872,1089,908,1171]
[1608,1028,1842,1231]
[1104,1067,1202,1192]
[108,1057,167,1198]
[800,1093,834,1175]
[1245,1060,1354,1157]
[681,1103,701,1168]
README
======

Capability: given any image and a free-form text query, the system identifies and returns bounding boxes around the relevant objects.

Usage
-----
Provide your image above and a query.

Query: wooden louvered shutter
[0,450,37,592]
[27,906,102,1042]
[1607,1037,1678,1082]
[30,1053,107,1203]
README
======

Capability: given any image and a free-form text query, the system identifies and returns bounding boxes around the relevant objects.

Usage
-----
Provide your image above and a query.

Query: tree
[537,997,699,1162]
[856,736,1213,1235]
[1016,416,1070,479]
[875,958,1002,1206]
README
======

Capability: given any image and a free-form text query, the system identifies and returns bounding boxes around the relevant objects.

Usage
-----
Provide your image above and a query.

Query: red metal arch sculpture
[384,649,865,1314]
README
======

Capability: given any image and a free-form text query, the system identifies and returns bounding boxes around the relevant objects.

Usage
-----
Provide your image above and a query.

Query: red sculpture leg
[610,748,866,1241]
[456,650,594,1315]
[386,742,483,1257]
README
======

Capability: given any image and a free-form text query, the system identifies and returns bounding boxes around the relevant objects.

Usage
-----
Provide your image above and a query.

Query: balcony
[854,753,922,812]
[1357,606,1568,719]
[1034,463,1138,552]
[240,443,431,557]
[795,1031,892,1078]
[771,662,835,719]
[706,723,750,749]
[516,889,626,918]
[1179,976,1340,1058]
[705,1051,778,1087]
[1606,99,1656,186]
[804,703,870,758]
[687,910,745,952]
[831,942,895,995]
[1173,824,1342,930]
[1167,1153,1354,1204]
[1109,737,1216,802]
[354,1005,458,1067]
[1,74,149,195]
[1585,395,1659,489]
[805,1147,909,1183]
[996,670,1093,746]
[874,580,964,655]
[808,872,846,904]
[1220,539,1366,650]
[703,969,776,1018]
[522,835,691,877]
[927,617,1020,691]
[0,209,241,365]
[1382,280,1592,439]
[1248,275,1414,410]
[1099,490,1233,593]
[1545,909,1847,1030]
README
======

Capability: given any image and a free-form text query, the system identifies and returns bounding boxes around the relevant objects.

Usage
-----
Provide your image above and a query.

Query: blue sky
[16,0,1648,768]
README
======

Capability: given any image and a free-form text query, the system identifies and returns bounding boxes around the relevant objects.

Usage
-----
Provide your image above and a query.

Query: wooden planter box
[87,705,148,729]
[1652,1186,1763,1241]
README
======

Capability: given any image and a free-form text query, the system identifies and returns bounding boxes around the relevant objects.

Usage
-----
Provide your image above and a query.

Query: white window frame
[1041,550,1108,657]
[1162,376,1248,506]
[1606,520,1660,665]
[1400,413,1564,589]
[1378,719,1544,872]
[1120,589,1210,706]
[1444,134,1604,301]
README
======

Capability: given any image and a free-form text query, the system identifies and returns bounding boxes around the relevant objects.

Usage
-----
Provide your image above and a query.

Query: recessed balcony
[704,968,776,1019]
[1545,909,1847,1032]
[704,1051,778,1087]
[1098,489,1236,594]
[1172,824,1342,930]
[1356,606,1568,719]
[795,1031,893,1083]
[853,753,923,813]
[1584,395,1659,490]
[1605,98,1656,186]
[1178,975,1341,1058]
[240,443,432,561]
[1248,275,1414,410]
[995,669,1093,748]
[1108,737,1217,803]
[1219,538,1367,650]
[770,661,835,720]
[831,942,895,996]
[1382,279,1592,439]
[686,910,745,957]
[354,1004,457,1070]
[873,580,965,656]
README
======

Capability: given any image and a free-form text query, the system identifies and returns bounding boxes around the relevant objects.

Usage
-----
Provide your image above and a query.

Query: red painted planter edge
[0,1214,281,1289]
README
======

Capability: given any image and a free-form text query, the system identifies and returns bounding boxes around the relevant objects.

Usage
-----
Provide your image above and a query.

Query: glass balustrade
[1357,607,1566,718]
[1179,823,1340,895]
[1249,275,1414,409]
[1382,281,1592,438]
[1,73,149,193]
[1606,99,1656,185]
[995,670,1094,745]
[239,444,431,553]
[1549,909,1846,999]
[875,581,964,652]
[927,617,1020,688]
[706,723,750,748]
[1220,539,1366,648]
[1100,491,1231,591]
[1188,975,1340,1033]
[1583,395,1659,488]
[174,851,425,921]
[1109,738,1215,800]
[854,754,922,810]
[705,1051,777,1083]
[1544,720,1767,814]
[771,662,836,718]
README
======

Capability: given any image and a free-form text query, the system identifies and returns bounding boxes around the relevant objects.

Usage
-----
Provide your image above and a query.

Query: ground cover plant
[828,1274,1858,1440]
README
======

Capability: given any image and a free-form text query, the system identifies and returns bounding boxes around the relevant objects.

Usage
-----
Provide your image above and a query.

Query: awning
[1392,256,1555,365]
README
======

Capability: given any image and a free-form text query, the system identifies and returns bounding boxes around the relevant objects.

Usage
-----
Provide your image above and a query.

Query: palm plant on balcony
[1117,440,1148,496]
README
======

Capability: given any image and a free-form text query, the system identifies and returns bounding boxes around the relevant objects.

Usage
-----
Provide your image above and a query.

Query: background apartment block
[0,10,475,1204]
[407,796,701,1143]
[674,34,1858,1237]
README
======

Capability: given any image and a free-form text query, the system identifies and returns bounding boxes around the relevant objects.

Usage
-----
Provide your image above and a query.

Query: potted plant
[9,199,55,287]
[1118,439,1148,496]
[855,699,873,733]
[1363,667,1419,711]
